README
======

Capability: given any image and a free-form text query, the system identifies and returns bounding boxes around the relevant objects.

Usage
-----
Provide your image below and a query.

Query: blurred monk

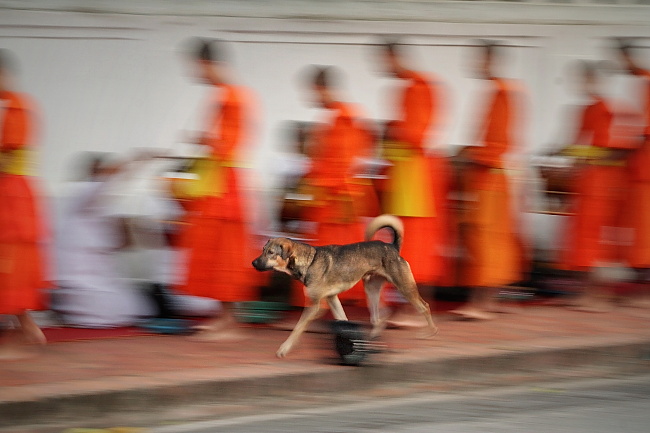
[0,49,48,358]
[451,41,524,320]
[178,38,257,340]
[376,40,451,326]
[558,60,633,312]
[299,66,371,304]
[617,40,650,304]
[378,40,447,285]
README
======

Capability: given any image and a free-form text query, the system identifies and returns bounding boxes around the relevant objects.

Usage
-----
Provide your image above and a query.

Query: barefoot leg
[16,312,46,345]
[190,303,248,342]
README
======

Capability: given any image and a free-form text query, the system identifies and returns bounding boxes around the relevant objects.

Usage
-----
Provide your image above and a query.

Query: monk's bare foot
[487,303,521,314]
[449,308,496,321]
[0,344,32,360]
[387,304,429,329]
[192,317,229,333]
[387,312,427,329]
[22,326,46,346]
[16,313,47,346]
[417,325,439,339]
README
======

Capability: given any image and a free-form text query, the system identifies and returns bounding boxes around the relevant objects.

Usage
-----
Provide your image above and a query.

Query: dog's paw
[276,342,292,358]
[417,326,439,340]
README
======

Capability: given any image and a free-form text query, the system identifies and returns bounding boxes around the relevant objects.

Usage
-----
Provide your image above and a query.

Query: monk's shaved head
[477,39,502,60]
[307,65,339,89]
[188,37,228,63]
[616,38,635,57]
[381,39,402,58]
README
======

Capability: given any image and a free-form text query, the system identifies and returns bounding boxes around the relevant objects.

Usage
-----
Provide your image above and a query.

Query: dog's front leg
[276,302,322,358]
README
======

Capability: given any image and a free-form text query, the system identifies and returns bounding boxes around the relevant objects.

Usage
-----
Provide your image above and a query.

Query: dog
[252,214,438,358]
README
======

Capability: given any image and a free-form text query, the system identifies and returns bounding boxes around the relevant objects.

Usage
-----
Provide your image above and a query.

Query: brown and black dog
[252,214,437,358]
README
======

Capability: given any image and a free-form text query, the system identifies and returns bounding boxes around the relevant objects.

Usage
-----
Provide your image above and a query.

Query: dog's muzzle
[252,257,266,271]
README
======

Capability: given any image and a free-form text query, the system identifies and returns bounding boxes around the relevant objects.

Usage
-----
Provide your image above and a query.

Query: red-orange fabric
[393,70,435,149]
[462,78,522,287]
[387,71,443,285]
[303,102,369,303]
[429,153,454,286]
[625,176,650,268]
[561,97,628,270]
[561,165,627,270]
[465,79,516,169]
[179,85,257,302]
[0,92,48,314]
[624,70,650,267]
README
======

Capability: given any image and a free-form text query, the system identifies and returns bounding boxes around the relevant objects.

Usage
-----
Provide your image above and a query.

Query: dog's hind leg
[364,275,389,339]
[390,264,438,338]
[326,295,348,321]
[276,301,322,358]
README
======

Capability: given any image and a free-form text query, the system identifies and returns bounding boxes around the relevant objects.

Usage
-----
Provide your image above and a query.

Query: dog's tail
[365,214,404,252]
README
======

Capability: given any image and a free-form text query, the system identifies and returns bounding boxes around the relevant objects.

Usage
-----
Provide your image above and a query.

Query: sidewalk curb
[2,338,649,428]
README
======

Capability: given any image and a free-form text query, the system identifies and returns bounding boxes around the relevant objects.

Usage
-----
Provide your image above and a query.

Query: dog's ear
[279,240,293,261]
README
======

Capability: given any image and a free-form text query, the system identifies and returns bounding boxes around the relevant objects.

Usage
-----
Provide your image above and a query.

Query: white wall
[1,2,649,209]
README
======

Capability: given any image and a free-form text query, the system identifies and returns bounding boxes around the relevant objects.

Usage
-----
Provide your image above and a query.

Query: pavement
[147,374,650,433]
[1,303,650,430]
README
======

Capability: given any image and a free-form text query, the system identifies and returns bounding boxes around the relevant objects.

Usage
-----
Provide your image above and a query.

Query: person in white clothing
[106,151,221,318]
[52,153,155,328]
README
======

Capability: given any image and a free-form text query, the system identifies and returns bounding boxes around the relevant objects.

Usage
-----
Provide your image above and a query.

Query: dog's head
[252,238,297,275]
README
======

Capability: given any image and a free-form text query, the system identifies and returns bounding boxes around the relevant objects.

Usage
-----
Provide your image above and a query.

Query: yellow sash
[171,157,225,199]
[382,140,416,161]
[0,149,35,176]
[382,141,435,217]
[560,145,625,167]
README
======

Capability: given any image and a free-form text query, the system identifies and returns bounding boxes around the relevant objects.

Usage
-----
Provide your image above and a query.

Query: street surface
[151,374,650,433]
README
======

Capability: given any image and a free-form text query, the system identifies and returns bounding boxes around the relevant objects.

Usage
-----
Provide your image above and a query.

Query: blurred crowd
[1,36,649,355]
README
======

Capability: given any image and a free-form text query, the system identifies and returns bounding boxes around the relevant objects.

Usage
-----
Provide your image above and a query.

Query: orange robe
[349,124,381,220]
[179,84,256,303]
[307,102,368,244]
[625,70,650,269]
[561,98,629,270]
[0,91,48,314]
[461,78,522,287]
[429,152,454,287]
[383,70,445,285]
[299,101,367,304]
